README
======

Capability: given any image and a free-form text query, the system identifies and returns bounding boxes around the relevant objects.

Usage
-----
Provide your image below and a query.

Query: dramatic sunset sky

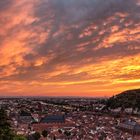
[0,0,140,97]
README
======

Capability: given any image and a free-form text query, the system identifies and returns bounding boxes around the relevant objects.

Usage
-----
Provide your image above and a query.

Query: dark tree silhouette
[32,132,41,140]
[0,109,14,140]
[42,130,48,137]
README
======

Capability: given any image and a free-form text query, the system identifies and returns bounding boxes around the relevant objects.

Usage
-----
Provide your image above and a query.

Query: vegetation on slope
[106,89,140,109]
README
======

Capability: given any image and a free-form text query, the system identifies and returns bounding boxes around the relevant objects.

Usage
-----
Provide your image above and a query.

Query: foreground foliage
[0,109,27,140]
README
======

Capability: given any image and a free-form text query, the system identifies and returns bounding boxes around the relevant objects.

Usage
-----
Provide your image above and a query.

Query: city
[0,0,140,139]
[0,93,140,140]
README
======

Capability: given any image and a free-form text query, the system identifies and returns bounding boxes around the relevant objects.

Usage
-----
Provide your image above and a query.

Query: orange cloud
[0,0,140,97]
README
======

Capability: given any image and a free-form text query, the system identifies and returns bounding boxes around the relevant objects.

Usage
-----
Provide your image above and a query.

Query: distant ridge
[106,88,140,109]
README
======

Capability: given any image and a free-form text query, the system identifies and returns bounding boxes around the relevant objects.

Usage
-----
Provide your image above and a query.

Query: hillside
[106,89,140,109]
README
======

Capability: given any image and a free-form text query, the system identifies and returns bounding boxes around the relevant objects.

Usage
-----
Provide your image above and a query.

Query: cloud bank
[0,0,140,96]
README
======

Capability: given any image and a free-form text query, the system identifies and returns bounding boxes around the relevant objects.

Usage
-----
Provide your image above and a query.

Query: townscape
[0,0,140,139]
[0,97,140,140]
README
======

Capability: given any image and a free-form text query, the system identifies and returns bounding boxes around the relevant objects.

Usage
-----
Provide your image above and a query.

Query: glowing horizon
[0,0,140,97]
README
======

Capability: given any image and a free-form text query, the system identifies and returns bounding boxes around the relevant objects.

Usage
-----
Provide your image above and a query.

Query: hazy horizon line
[0,95,109,99]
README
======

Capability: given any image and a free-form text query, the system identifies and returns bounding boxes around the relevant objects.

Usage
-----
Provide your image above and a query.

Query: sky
[0,0,140,97]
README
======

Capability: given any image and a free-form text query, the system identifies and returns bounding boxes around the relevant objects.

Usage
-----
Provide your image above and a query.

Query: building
[40,115,65,124]
[19,111,33,123]
[118,119,140,135]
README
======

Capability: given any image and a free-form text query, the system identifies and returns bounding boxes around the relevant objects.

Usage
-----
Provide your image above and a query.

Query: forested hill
[106,89,140,109]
